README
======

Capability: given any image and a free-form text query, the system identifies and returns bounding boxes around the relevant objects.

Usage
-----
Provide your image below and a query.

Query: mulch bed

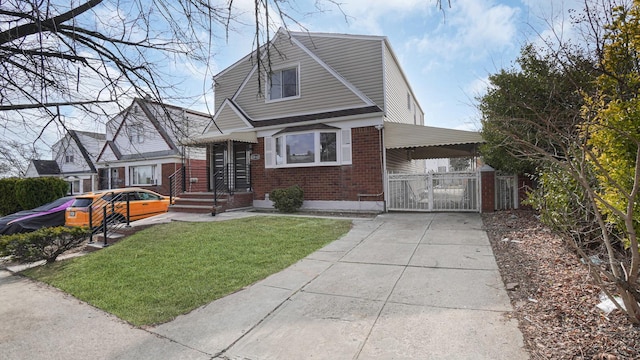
[482,210,640,360]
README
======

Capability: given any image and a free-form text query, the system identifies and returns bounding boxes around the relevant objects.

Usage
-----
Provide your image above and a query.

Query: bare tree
[0,0,344,172]
[480,0,640,323]
[0,141,41,177]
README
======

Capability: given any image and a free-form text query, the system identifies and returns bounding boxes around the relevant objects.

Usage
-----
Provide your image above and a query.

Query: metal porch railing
[169,164,251,206]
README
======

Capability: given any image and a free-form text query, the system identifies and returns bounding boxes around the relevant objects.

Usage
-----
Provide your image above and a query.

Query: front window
[68,180,80,194]
[276,137,284,165]
[130,165,156,185]
[320,133,337,162]
[65,154,74,163]
[269,67,299,101]
[286,133,314,164]
[272,131,340,167]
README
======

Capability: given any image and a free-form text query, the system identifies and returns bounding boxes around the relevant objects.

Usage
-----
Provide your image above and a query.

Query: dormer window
[268,66,299,101]
[65,154,74,163]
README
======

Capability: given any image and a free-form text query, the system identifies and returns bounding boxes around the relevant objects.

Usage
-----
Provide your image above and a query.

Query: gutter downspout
[359,123,386,212]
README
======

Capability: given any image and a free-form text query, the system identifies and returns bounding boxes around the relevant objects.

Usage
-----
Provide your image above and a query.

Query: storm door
[210,143,226,191]
[233,143,250,191]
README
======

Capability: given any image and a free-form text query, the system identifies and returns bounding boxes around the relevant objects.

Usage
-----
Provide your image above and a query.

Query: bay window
[266,128,351,168]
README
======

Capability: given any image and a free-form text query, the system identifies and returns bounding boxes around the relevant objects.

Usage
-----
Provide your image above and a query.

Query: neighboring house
[25,129,104,195]
[186,28,483,212]
[25,160,61,178]
[96,97,210,195]
[52,130,105,194]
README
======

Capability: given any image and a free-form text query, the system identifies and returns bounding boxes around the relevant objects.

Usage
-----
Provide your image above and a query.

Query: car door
[134,191,162,219]
[122,191,145,220]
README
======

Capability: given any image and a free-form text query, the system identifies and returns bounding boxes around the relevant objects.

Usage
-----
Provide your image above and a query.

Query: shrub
[524,164,602,248]
[0,226,89,264]
[270,185,304,213]
[0,177,22,216]
[15,177,68,210]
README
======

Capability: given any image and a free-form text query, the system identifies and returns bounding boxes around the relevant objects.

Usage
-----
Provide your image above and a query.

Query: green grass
[23,216,351,326]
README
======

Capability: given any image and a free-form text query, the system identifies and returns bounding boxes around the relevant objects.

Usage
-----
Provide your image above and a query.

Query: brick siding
[481,168,495,213]
[251,126,383,202]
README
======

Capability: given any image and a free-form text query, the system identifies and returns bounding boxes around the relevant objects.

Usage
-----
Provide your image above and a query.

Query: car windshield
[70,198,93,208]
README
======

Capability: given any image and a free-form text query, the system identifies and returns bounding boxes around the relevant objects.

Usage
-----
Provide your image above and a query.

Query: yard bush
[15,177,68,210]
[270,185,304,213]
[0,226,89,264]
[0,177,22,216]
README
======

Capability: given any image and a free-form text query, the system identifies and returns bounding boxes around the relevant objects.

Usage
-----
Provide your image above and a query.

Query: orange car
[65,188,170,227]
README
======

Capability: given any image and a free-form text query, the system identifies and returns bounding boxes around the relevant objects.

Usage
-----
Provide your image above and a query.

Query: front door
[234,143,250,191]
[99,168,109,190]
[210,142,251,193]
[210,143,226,191]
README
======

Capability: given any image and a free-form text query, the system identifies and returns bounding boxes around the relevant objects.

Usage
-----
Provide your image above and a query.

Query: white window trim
[129,164,157,186]
[265,63,301,103]
[265,128,352,169]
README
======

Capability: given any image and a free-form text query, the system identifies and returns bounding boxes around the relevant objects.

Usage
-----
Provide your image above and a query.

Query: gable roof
[204,28,388,140]
[30,160,61,175]
[213,28,385,81]
[97,98,210,162]
[228,29,376,108]
[136,98,178,151]
[67,130,105,173]
[97,141,122,161]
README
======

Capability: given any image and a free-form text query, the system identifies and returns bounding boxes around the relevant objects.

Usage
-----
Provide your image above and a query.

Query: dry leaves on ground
[482,210,640,360]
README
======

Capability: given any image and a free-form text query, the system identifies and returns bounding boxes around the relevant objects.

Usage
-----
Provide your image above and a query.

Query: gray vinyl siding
[214,105,247,132]
[234,36,368,120]
[383,43,423,125]
[293,35,385,109]
[386,148,425,173]
[214,56,256,112]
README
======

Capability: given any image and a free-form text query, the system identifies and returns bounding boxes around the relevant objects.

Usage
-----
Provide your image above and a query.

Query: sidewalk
[0,212,529,359]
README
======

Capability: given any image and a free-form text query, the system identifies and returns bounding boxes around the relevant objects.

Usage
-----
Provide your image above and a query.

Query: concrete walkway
[0,212,529,360]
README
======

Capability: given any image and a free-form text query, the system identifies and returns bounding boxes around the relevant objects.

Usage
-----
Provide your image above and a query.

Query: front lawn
[23,216,351,326]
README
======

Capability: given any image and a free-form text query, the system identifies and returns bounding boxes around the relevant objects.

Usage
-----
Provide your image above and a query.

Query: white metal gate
[387,171,480,212]
[495,174,518,210]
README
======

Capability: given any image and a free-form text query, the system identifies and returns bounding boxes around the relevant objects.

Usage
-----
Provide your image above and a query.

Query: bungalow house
[182,28,484,213]
[95,97,210,195]
[25,160,61,178]
[53,130,105,194]
[26,130,105,194]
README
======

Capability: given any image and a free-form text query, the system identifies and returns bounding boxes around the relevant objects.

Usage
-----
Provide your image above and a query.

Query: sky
[174,0,584,132]
[2,0,586,157]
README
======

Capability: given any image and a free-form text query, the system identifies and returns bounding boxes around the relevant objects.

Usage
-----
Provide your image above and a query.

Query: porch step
[170,192,227,214]
[175,192,217,200]
[170,191,253,214]
[169,204,219,214]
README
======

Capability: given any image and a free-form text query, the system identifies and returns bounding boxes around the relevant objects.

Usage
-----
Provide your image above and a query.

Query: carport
[382,122,485,212]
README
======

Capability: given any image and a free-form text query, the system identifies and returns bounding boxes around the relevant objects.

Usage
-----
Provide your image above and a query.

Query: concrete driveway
[0,212,528,359]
